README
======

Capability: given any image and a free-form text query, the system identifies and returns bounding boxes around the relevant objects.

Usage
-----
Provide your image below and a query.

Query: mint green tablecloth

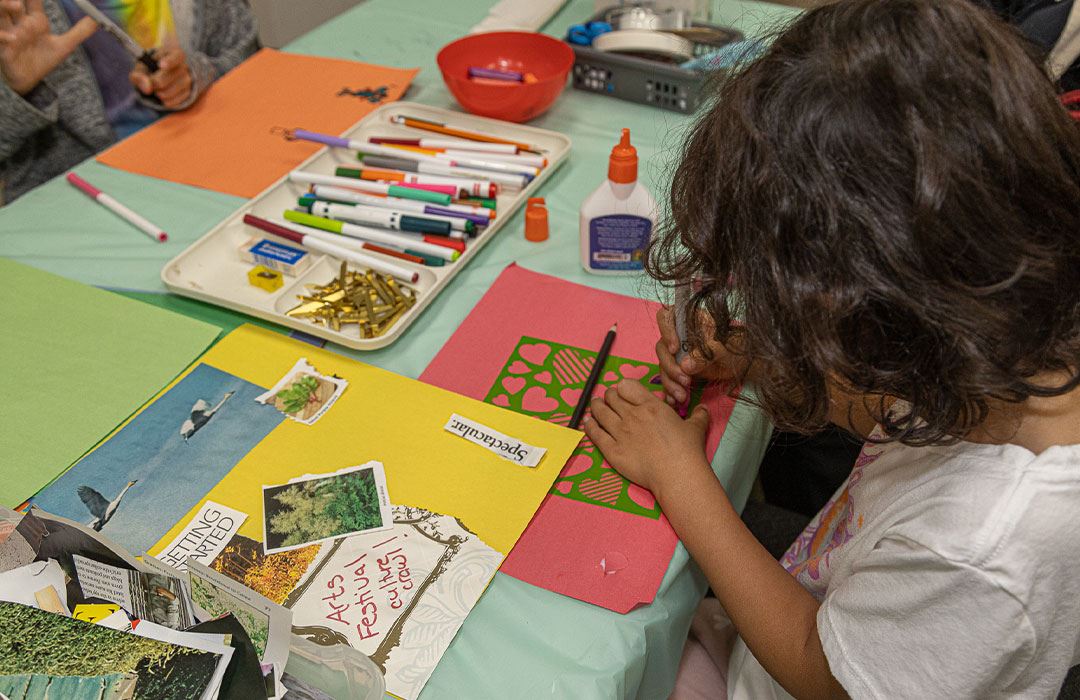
[0,1,797,696]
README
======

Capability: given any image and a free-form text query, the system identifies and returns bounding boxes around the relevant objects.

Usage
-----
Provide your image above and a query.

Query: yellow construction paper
[149,324,582,558]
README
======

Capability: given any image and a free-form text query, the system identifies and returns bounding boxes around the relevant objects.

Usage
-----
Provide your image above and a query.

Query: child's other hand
[0,0,97,95]
[584,379,711,495]
[656,306,747,405]
[130,46,192,108]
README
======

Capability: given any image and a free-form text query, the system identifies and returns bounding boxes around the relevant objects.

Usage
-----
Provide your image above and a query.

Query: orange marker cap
[608,128,638,184]
[525,197,549,242]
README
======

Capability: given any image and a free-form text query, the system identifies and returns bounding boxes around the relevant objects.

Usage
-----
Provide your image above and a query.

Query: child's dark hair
[648,0,1080,444]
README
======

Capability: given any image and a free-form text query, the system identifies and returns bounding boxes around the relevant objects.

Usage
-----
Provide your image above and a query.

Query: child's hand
[584,379,712,495]
[656,306,748,405]
[0,0,97,95]
[130,46,192,108]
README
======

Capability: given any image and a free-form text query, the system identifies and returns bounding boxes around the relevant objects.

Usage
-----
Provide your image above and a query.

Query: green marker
[457,196,497,210]
[403,249,446,266]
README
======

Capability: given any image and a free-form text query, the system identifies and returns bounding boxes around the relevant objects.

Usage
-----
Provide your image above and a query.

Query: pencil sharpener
[248,265,284,292]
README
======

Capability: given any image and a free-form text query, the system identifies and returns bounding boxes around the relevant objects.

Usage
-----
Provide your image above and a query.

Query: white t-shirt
[727,435,1080,699]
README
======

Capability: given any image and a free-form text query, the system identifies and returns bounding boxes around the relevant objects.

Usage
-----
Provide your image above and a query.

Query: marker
[67,173,167,242]
[369,137,520,154]
[377,143,540,177]
[242,214,419,283]
[283,210,460,262]
[337,164,499,199]
[467,66,539,83]
[359,153,522,191]
[378,227,467,253]
[569,323,618,429]
[288,171,451,205]
[299,194,474,237]
[384,143,546,169]
[262,217,444,267]
[354,142,535,182]
[456,196,497,210]
[307,200,453,236]
[286,128,523,179]
[361,242,444,267]
[390,114,541,153]
[390,181,458,197]
[308,185,493,225]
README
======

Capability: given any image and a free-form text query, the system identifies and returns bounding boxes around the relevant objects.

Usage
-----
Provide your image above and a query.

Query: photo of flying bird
[180,391,235,440]
[77,480,137,531]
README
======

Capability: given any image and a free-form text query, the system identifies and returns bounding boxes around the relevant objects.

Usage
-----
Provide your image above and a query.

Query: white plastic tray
[161,102,571,349]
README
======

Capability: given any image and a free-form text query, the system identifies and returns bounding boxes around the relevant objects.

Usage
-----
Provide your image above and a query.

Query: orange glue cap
[608,128,638,184]
[525,197,549,242]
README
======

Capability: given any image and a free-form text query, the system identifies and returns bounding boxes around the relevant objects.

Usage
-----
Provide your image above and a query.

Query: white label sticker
[156,500,248,571]
[444,413,547,467]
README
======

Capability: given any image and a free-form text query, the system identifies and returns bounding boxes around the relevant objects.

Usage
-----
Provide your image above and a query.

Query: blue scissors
[567,21,613,47]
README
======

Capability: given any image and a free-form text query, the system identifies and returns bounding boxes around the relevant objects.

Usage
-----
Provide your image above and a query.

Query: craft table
[0,0,798,696]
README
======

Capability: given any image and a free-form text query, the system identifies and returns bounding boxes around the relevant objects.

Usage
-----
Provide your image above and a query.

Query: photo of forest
[0,602,219,700]
[262,467,386,552]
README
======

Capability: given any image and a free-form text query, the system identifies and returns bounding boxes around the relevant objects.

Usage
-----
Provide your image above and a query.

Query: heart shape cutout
[577,470,623,504]
[502,376,526,395]
[507,360,530,375]
[522,386,559,413]
[627,483,657,510]
[548,412,571,427]
[491,394,510,407]
[561,453,594,477]
[601,551,629,575]
[560,388,582,407]
[603,371,619,384]
[620,363,650,380]
[534,371,553,384]
[519,343,551,366]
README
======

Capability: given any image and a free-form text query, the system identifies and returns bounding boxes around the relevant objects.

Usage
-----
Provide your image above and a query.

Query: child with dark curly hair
[583,1,1080,697]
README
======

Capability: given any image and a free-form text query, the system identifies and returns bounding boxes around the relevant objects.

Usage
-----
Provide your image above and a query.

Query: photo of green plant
[262,465,388,553]
[190,573,270,658]
[0,602,219,700]
[271,373,337,422]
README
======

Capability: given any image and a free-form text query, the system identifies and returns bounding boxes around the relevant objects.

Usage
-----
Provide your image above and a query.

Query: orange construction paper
[97,48,418,198]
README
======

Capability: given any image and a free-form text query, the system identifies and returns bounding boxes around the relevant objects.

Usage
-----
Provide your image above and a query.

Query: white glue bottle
[580,128,657,275]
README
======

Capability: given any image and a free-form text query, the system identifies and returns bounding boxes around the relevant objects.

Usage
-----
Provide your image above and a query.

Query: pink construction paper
[421,264,735,612]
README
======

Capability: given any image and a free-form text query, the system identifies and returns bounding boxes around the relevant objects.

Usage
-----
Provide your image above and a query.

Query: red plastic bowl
[437,32,574,123]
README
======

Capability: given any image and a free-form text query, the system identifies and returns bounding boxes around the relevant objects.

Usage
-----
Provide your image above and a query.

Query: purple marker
[426,206,490,226]
[468,66,523,82]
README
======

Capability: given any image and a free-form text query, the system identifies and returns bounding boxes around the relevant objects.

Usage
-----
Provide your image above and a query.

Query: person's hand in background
[0,0,97,95]
[130,45,191,108]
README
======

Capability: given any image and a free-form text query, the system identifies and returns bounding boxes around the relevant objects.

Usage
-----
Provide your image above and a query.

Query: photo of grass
[262,464,389,553]
[190,572,270,658]
[0,602,219,700]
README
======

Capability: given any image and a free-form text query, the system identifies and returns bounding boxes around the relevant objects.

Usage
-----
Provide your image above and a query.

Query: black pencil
[569,323,618,429]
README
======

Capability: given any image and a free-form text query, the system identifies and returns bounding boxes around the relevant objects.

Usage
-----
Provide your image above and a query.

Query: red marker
[67,173,167,242]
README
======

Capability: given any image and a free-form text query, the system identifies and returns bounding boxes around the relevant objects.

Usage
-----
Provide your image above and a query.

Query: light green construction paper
[0,258,220,508]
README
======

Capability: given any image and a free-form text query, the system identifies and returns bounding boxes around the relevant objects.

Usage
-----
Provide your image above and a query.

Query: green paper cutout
[483,336,663,519]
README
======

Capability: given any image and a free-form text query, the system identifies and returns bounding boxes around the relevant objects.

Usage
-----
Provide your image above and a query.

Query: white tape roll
[593,29,695,63]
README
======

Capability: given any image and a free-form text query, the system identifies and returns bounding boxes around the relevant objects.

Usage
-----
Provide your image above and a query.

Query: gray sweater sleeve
[169,0,258,111]
[0,82,62,162]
